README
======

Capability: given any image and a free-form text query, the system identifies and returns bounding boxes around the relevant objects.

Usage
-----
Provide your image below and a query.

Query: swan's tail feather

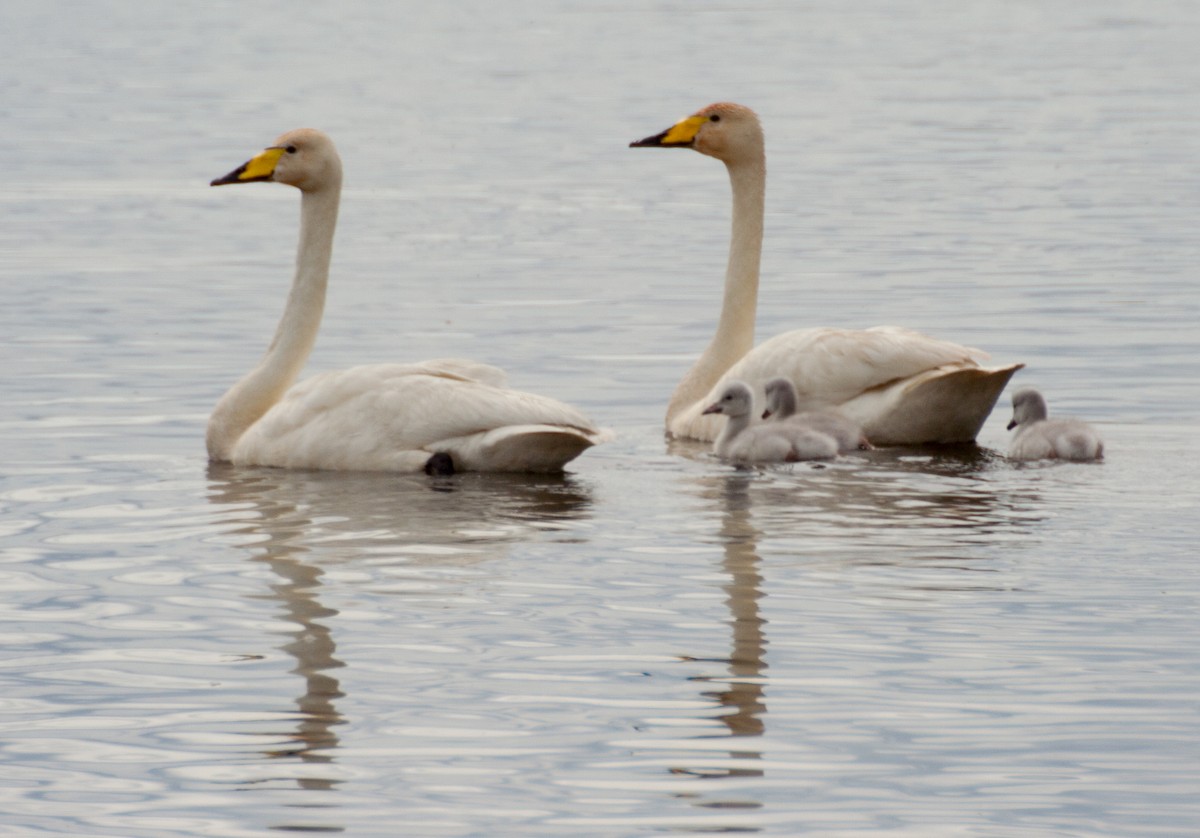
[864,363,1024,445]
[441,425,612,474]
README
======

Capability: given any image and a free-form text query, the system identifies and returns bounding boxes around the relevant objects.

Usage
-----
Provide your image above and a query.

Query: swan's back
[231,363,607,473]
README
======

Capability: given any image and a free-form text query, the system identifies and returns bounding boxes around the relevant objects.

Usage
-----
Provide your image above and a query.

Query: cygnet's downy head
[762,377,799,420]
[702,381,754,419]
[1008,388,1049,431]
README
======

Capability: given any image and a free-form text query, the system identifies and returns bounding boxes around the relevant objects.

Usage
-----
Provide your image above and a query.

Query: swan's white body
[1007,388,1103,462]
[631,103,1022,445]
[763,377,869,453]
[704,382,838,464]
[207,129,608,473]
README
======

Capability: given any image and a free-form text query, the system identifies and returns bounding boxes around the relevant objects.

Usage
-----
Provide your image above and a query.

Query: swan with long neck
[631,103,1023,444]
[207,128,609,473]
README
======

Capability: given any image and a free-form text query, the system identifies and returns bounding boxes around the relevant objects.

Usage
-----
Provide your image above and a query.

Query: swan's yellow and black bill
[210,146,286,186]
[629,115,707,149]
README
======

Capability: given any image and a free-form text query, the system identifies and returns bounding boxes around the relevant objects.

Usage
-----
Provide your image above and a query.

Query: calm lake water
[3,1,1199,835]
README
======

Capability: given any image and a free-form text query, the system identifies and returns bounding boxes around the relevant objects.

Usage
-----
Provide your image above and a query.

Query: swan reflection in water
[670,437,1043,568]
[678,472,769,781]
[671,442,1042,787]
[205,463,594,790]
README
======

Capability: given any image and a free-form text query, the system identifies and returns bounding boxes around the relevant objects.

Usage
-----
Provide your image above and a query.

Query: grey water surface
[3,1,1199,835]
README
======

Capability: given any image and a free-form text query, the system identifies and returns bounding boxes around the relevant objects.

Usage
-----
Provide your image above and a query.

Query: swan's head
[211,128,342,193]
[1007,388,1049,431]
[762,377,798,420]
[701,381,754,419]
[630,102,763,165]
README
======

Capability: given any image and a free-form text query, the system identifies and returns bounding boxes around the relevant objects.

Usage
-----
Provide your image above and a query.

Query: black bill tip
[630,129,672,148]
[210,163,249,186]
[211,161,274,186]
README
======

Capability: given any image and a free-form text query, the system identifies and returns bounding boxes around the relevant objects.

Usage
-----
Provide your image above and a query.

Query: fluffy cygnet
[1007,388,1103,461]
[702,382,838,464]
[762,377,871,452]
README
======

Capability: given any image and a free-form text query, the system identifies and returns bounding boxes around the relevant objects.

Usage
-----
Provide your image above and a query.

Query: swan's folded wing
[435,425,604,473]
[729,326,987,408]
[232,368,606,471]
[390,358,509,387]
[306,359,509,387]
[670,326,1012,443]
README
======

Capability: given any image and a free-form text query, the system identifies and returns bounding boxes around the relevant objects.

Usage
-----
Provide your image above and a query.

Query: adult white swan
[207,128,609,474]
[630,103,1023,444]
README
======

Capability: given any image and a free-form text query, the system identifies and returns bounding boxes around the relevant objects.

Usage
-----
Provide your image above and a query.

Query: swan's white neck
[207,180,341,460]
[666,152,765,427]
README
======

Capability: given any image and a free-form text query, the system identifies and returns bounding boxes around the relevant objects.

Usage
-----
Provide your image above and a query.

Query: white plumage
[631,102,1022,445]
[207,129,609,474]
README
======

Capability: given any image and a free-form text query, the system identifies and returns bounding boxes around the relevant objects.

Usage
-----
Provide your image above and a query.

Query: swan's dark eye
[710,114,721,122]
[285,145,297,154]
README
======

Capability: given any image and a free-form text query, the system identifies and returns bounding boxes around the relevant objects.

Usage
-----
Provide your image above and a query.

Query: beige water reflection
[690,473,768,779]
[205,464,594,793]
[678,441,1044,566]
[672,447,1042,789]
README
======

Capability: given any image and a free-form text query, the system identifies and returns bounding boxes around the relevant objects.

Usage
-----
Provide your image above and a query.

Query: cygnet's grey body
[702,382,838,464]
[762,377,871,452]
[1007,388,1103,461]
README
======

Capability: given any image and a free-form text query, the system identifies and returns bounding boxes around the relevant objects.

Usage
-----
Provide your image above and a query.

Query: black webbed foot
[424,452,455,476]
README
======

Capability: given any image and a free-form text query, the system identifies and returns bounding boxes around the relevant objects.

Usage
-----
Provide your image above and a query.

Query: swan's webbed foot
[424,452,456,476]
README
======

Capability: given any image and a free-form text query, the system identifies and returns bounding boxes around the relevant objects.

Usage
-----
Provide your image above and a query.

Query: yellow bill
[211,146,286,186]
[629,114,708,148]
